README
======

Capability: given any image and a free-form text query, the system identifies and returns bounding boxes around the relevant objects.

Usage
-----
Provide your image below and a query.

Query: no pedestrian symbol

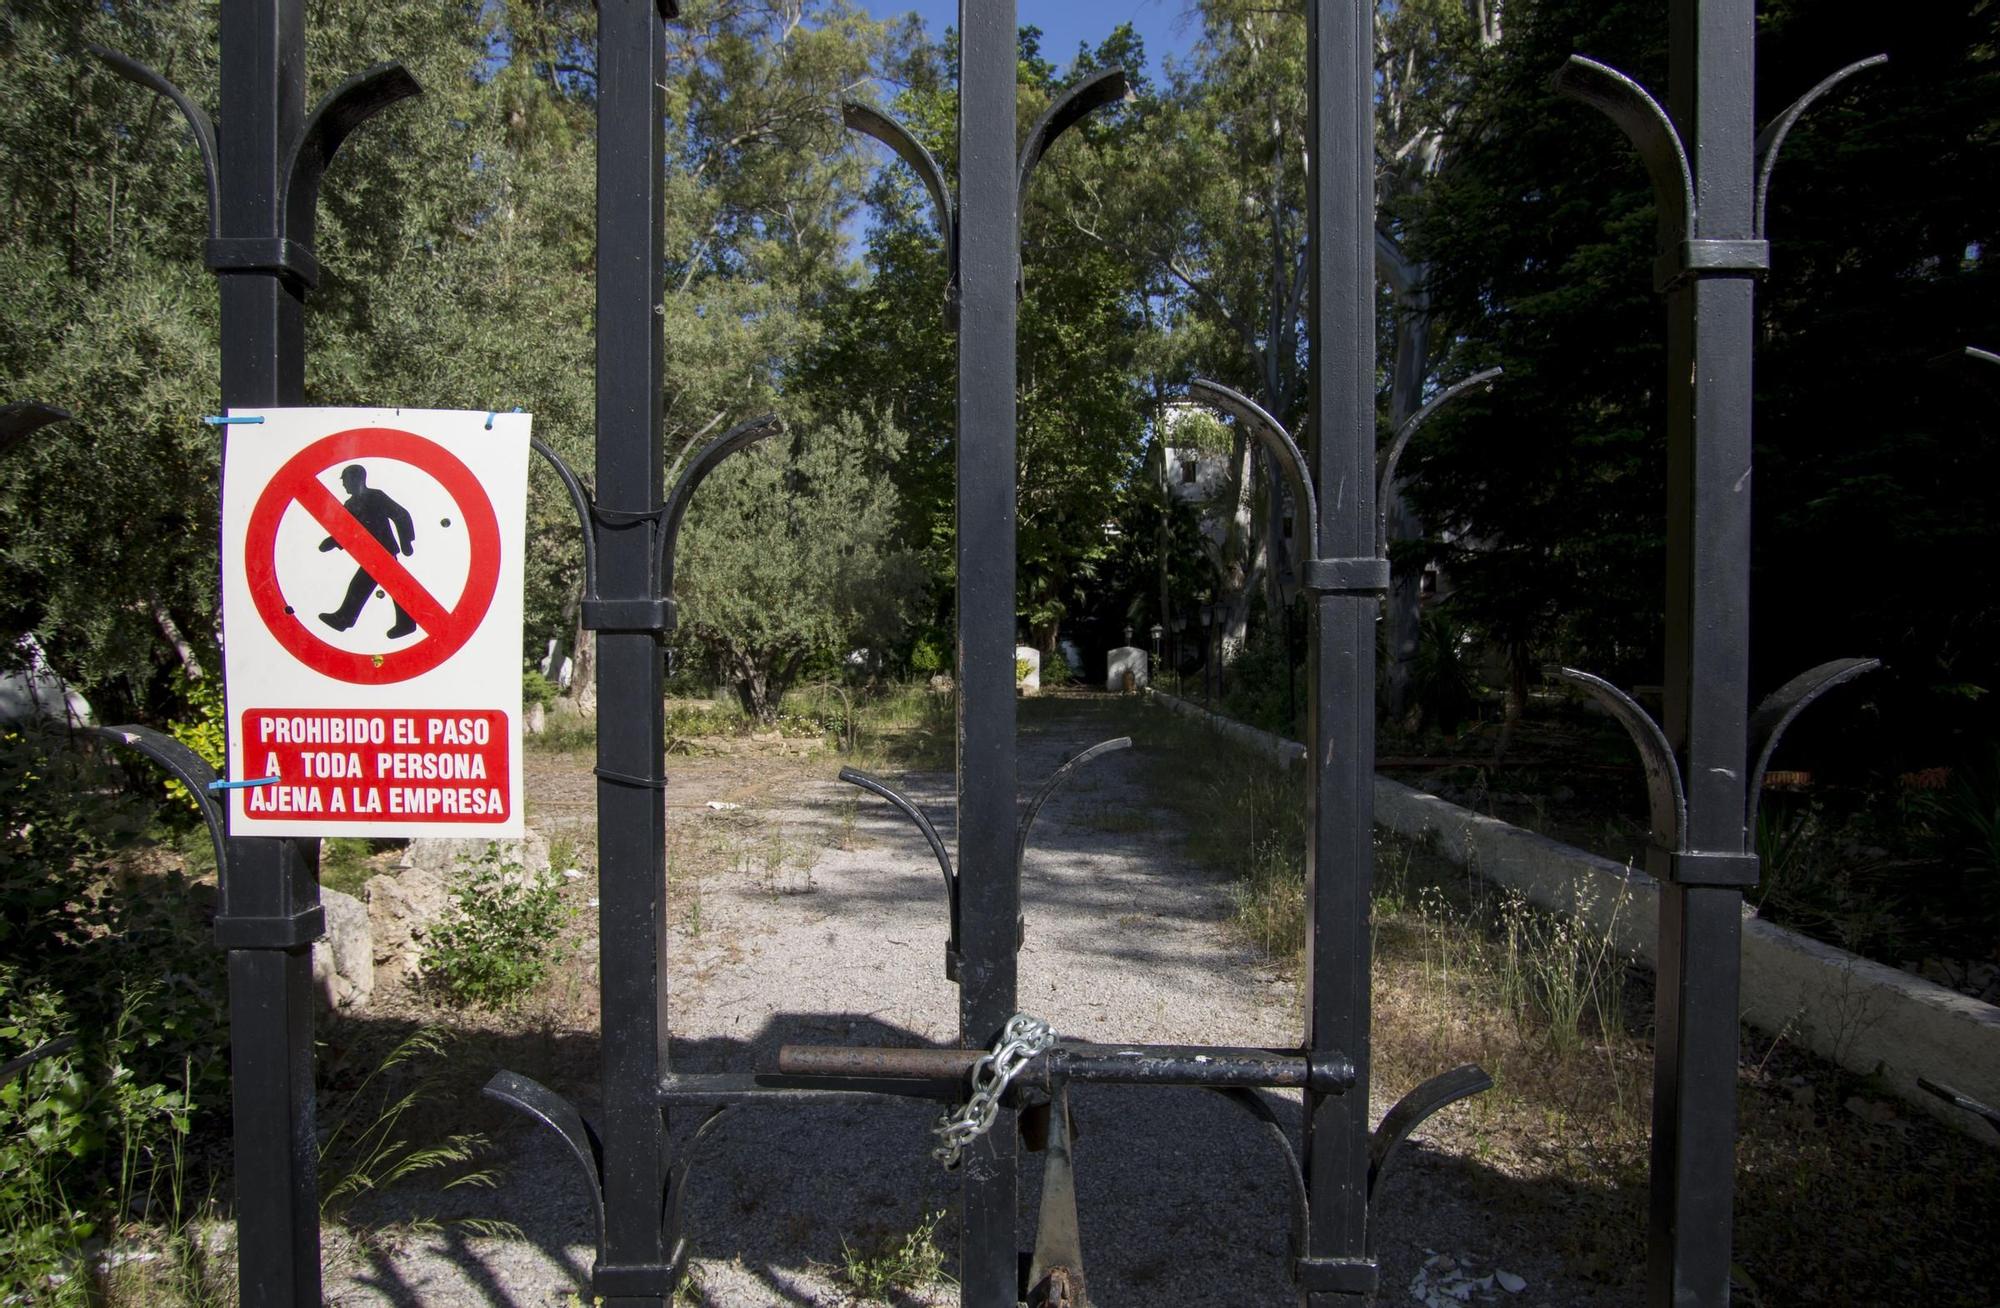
[221,408,529,839]
[244,427,500,684]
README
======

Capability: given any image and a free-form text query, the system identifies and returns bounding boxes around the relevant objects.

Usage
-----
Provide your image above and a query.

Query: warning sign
[221,409,529,838]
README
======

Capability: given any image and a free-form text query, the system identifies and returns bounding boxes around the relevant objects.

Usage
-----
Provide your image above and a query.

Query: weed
[1495,886,1630,1059]
[834,1208,951,1301]
[319,1029,510,1242]
[421,846,571,1008]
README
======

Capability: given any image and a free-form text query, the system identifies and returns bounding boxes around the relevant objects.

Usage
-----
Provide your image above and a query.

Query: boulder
[313,887,374,1011]
[364,865,451,986]
[399,828,551,879]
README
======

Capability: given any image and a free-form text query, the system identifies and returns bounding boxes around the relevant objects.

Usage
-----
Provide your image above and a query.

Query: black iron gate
[65,0,1891,1304]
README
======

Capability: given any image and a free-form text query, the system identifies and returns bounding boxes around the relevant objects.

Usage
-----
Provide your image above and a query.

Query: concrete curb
[1145,688,2000,1144]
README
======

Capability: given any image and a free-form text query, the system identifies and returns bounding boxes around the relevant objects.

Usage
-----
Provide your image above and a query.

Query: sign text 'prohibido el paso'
[221,408,529,838]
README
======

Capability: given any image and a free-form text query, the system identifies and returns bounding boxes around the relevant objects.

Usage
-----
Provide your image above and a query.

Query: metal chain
[932,1013,1056,1170]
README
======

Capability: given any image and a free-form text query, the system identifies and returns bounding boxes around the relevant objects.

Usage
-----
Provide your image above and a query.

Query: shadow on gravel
[331,1007,1628,1306]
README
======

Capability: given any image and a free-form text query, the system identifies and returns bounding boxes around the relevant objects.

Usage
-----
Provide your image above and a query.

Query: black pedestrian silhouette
[317,464,418,638]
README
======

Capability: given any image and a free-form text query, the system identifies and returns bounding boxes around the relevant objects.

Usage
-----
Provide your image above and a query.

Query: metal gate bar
[590,1,677,1303]
[1299,3,1380,1301]
[953,3,1025,1299]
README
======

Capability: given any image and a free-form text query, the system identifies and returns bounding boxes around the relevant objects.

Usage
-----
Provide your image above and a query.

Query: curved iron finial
[286,63,424,246]
[1016,68,1131,304]
[1185,379,1319,561]
[1918,1077,2000,1135]
[661,1105,734,1279]
[1550,56,1694,254]
[1753,56,1887,238]
[842,104,958,324]
[1367,1064,1492,1221]
[658,414,784,584]
[481,1071,606,1250]
[1376,368,1502,554]
[838,766,959,979]
[1555,668,1687,849]
[841,104,954,249]
[0,403,70,461]
[0,1036,79,1088]
[91,49,418,292]
[1017,68,1131,201]
[1208,1087,1308,1263]
[1014,737,1133,876]
[90,724,227,879]
[530,436,600,606]
[1746,657,1880,836]
[837,766,956,896]
[88,47,220,236]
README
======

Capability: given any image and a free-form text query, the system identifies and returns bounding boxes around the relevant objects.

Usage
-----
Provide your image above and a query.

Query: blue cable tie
[484,406,524,431]
[207,775,281,792]
[203,415,265,427]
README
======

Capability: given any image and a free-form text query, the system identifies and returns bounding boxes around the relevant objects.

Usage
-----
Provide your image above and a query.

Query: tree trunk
[1383,296,1432,723]
[1494,633,1530,763]
[152,602,205,680]
[568,615,597,716]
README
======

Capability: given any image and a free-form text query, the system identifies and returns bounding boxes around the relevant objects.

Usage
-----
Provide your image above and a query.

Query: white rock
[312,887,374,1010]
[1496,1271,1527,1293]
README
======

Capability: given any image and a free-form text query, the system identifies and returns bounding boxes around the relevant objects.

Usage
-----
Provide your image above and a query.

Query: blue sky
[855,1,1200,77]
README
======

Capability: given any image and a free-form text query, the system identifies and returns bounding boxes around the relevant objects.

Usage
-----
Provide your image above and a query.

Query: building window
[1181,459,1198,484]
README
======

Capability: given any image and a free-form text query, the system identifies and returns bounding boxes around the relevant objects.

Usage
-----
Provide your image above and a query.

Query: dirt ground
[317,694,1999,1308]
[320,696,1605,1307]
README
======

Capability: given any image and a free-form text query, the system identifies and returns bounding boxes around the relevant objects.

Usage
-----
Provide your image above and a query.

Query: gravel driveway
[328,696,1591,1307]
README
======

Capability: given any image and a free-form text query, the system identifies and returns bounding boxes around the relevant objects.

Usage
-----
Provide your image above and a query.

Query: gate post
[954,3,1023,1302]
[1299,2,1380,1301]
[1648,6,1757,1302]
[92,0,417,1298]
[211,3,324,1301]
[592,2,678,1304]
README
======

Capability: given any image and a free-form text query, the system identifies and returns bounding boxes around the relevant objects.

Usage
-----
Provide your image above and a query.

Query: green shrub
[420,847,570,1008]
[522,665,557,711]
[164,675,225,813]
[907,631,949,678]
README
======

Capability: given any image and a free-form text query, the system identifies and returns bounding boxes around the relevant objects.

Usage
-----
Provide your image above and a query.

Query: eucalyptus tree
[807,24,1152,665]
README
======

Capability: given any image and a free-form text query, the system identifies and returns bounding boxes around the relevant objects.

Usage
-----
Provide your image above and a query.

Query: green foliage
[420,847,570,1009]
[907,631,948,678]
[1401,0,2000,764]
[163,675,225,812]
[1219,619,1305,740]
[1406,609,1479,737]
[0,977,195,1303]
[522,666,557,712]
[805,26,1152,652]
[675,412,922,722]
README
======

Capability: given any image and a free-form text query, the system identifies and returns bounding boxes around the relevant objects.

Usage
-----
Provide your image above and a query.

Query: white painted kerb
[1146,688,2000,1144]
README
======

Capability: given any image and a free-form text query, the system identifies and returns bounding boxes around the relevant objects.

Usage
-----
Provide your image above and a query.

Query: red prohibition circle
[244,428,501,685]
